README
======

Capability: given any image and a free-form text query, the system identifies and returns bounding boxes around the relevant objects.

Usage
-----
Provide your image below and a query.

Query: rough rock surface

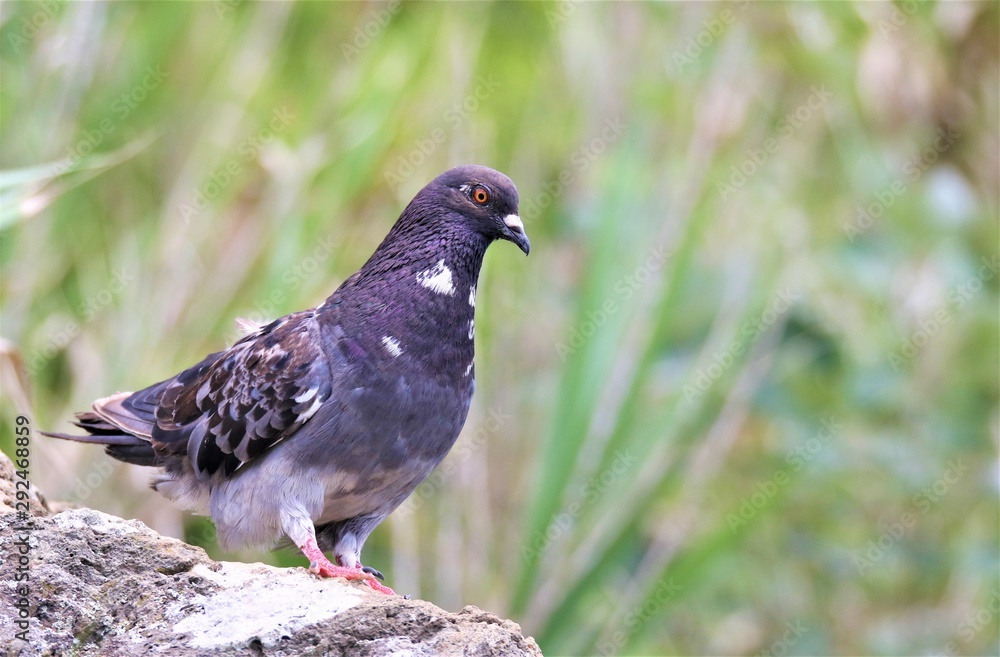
[0,451,541,656]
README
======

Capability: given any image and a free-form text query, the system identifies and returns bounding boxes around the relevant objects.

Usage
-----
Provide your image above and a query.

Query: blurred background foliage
[1,1,998,655]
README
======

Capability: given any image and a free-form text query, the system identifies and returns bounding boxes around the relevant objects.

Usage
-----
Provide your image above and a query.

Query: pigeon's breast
[285,361,473,514]
[345,369,473,464]
[302,374,471,524]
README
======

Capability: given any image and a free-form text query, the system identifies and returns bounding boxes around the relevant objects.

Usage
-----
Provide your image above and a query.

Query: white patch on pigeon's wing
[469,286,476,308]
[294,386,318,404]
[463,362,474,377]
[297,395,323,423]
[381,336,403,357]
[416,259,455,296]
[468,319,475,340]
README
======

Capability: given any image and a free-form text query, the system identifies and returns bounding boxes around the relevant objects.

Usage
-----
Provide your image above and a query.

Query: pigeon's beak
[502,214,531,255]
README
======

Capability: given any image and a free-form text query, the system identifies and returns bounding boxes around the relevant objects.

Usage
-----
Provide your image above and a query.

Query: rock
[0,450,542,656]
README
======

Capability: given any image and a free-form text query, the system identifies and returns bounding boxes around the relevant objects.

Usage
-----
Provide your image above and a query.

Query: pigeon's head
[430,165,530,256]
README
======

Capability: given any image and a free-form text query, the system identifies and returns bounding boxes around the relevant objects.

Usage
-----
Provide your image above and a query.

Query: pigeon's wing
[138,310,333,479]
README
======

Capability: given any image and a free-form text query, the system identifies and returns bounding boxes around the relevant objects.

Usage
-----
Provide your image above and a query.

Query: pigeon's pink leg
[300,538,396,595]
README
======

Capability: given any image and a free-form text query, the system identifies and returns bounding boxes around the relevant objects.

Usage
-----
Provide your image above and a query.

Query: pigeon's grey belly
[313,457,438,525]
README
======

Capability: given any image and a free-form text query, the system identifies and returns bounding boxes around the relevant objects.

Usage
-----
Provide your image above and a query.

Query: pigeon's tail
[42,417,159,467]
[42,393,161,467]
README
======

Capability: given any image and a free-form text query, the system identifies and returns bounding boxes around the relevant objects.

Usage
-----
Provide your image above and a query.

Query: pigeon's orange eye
[471,186,490,205]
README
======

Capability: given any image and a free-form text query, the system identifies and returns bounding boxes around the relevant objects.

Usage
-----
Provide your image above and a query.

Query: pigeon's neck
[356,222,490,291]
[327,221,490,378]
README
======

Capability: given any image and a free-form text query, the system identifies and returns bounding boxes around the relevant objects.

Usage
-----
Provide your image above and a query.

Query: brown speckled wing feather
[142,310,332,478]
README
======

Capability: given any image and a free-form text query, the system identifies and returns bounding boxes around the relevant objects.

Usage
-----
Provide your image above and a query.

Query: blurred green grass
[1,2,998,655]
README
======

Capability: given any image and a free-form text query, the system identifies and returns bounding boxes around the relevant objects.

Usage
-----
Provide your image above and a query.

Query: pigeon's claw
[355,563,395,594]
[361,565,385,581]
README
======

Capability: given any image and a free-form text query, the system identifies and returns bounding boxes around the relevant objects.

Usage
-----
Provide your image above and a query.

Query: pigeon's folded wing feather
[136,311,333,479]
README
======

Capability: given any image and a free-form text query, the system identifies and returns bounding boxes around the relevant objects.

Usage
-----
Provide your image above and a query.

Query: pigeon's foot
[300,538,396,595]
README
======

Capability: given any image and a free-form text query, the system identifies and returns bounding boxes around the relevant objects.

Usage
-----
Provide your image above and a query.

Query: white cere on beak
[503,214,525,233]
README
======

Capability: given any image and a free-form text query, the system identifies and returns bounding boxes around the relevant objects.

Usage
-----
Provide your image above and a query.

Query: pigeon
[43,165,529,596]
